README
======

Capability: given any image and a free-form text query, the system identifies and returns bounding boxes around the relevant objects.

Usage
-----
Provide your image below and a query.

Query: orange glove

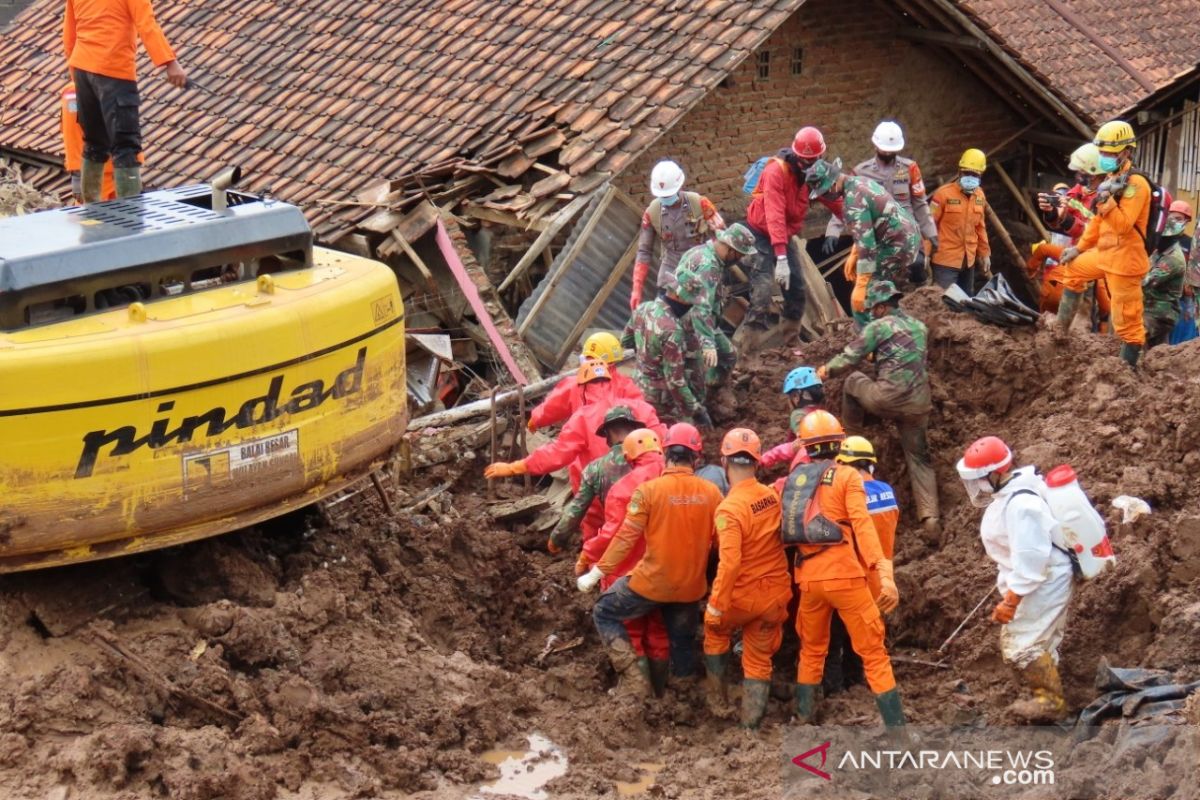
[875,559,899,614]
[526,418,537,433]
[630,261,650,310]
[546,537,562,555]
[574,552,591,577]
[484,460,527,480]
[816,364,829,382]
[991,590,1021,624]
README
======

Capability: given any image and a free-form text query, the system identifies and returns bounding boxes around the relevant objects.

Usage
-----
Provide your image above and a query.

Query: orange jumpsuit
[1059,169,1151,345]
[61,82,116,201]
[790,461,895,694]
[597,466,723,603]
[1028,242,1111,320]
[930,182,990,271]
[703,476,792,681]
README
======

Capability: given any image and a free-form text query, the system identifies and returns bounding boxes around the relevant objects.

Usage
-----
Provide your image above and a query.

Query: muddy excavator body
[0,182,407,572]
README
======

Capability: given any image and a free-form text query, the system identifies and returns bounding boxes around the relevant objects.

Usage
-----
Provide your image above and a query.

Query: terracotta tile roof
[0,0,803,240]
[960,0,1200,123]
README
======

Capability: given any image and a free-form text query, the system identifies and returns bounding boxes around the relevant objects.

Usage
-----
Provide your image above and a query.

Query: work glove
[822,236,840,256]
[875,559,899,614]
[816,364,829,382]
[526,418,537,433]
[978,255,992,277]
[991,590,1021,624]
[574,552,591,577]
[774,256,790,291]
[1060,246,1080,264]
[630,261,650,310]
[929,236,939,254]
[484,460,527,479]
[693,407,714,432]
[703,603,723,627]
[702,347,718,369]
[576,565,604,593]
[546,534,564,555]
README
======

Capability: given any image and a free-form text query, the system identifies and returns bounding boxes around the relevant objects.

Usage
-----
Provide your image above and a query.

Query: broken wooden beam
[488,494,551,521]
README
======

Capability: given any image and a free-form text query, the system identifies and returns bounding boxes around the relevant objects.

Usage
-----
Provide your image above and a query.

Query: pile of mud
[1,288,1197,799]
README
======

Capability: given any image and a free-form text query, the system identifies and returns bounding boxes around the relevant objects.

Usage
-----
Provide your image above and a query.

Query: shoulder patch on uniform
[820,469,836,486]
[1123,185,1136,199]
[715,515,728,530]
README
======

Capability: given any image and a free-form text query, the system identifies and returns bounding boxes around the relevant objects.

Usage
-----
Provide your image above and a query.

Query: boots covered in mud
[741,679,770,729]
[1007,653,1068,723]
[606,638,652,698]
[703,654,735,719]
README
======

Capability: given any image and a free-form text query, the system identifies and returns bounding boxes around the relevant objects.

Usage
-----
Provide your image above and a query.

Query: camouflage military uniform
[841,176,921,289]
[827,155,935,284]
[621,297,704,422]
[549,444,630,550]
[676,241,737,387]
[1142,241,1187,347]
[824,282,937,526]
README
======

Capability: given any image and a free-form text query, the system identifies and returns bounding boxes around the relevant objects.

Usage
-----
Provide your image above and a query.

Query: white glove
[1061,246,1080,264]
[978,255,992,276]
[576,565,603,593]
[773,256,790,291]
[702,347,718,368]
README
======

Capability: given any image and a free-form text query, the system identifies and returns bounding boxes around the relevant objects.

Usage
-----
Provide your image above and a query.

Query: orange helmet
[576,357,612,385]
[797,410,845,446]
[720,428,762,461]
[1168,200,1194,221]
[622,428,662,462]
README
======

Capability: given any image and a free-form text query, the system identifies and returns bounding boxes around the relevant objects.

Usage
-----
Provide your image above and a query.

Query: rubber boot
[114,165,142,198]
[1118,342,1141,370]
[777,317,803,347]
[648,658,669,698]
[703,653,734,719]
[875,688,914,746]
[740,679,771,730]
[81,158,105,203]
[793,683,819,724]
[1055,289,1082,338]
[1008,653,1067,723]
[605,638,651,699]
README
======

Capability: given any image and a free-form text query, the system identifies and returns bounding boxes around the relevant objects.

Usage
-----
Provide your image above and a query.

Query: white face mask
[961,477,995,508]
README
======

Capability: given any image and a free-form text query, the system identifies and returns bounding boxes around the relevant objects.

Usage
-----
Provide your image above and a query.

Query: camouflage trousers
[1143,313,1176,348]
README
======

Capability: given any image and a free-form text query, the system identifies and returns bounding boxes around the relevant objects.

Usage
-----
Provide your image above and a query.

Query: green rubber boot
[1118,342,1141,370]
[875,688,915,745]
[81,158,105,203]
[113,165,142,198]
[703,653,734,719]
[647,658,669,698]
[1055,289,1082,337]
[793,683,820,724]
[740,679,771,729]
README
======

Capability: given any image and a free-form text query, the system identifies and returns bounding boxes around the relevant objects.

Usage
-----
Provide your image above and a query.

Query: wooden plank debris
[498,192,593,292]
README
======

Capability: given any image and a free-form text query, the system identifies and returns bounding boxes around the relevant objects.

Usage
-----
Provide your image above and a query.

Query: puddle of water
[615,762,665,797]
[473,733,568,800]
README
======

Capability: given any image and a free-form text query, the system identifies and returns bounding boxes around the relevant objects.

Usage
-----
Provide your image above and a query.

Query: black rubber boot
[1119,342,1141,370]
[741,679,771,729]
[648,658,669,698]
[875,688,914,745]
[1055,289,1082,336]
[793,683,820,724]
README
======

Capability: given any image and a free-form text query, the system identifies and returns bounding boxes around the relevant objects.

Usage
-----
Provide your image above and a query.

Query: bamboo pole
[993,162,1051,241]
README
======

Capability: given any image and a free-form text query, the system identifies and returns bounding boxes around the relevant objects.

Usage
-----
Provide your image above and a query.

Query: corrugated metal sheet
[516,187,652,368]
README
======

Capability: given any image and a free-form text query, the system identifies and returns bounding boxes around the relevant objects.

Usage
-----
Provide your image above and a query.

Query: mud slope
[1,287,1197,799]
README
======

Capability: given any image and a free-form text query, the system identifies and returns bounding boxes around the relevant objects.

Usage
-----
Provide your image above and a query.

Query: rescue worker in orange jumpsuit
[64,0,187,200]
[578,423,723,695]
[578,429,669,696]
[930,148,991,293]
[702,428,791,728]
[526,332,643,433]
[1030,144,1110,325]
[61,81,116,201]
[783,411,908,735]
[1056,121,1152,368]
[822,436,899,694]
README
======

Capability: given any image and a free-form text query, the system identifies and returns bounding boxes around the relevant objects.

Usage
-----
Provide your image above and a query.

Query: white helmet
[1068,143,1105,176]
[871,121,905,153]
[650,160,685,198]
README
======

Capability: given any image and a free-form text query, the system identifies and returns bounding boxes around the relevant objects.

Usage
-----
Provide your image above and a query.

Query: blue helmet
[783,366,822,394]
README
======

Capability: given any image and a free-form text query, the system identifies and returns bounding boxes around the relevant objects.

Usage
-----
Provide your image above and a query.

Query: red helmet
[1168,199,1194,221]
[955,436,1013,480]
[792,126,827,159]
[664,422,703,453]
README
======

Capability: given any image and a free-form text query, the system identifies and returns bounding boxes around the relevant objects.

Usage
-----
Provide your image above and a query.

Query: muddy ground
[2,289,1199,799]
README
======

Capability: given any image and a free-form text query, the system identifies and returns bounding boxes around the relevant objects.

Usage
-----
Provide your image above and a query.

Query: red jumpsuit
[528,372,643,432]
[582,453,669,659]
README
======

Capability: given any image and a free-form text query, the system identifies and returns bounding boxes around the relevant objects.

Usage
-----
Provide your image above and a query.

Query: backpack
[1127,171,1170,255]
[742,156,785,196]
[780,462,844,546]
[647,192,706,237]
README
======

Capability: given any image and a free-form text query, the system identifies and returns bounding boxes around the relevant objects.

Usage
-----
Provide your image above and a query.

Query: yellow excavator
[0,170,407,572]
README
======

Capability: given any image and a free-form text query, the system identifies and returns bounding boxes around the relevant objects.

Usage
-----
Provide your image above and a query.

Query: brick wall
[618,0,1023,237]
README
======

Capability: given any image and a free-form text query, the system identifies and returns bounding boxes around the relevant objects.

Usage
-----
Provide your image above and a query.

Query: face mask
[962,477,995,508]
[660,194,680,206]
[876,152,896,165]
[1098,154,1120,173]
[959,175,981,193]
[1165,218,1187,236]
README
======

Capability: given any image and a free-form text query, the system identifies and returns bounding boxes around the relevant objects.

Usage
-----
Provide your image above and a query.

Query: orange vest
[791,463,885,587]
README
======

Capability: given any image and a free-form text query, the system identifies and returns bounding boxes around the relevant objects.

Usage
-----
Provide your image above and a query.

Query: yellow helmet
[958,148,987,173]
[836,435,876,465]
[1094,120,1136,153]
[581,331,622,364]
